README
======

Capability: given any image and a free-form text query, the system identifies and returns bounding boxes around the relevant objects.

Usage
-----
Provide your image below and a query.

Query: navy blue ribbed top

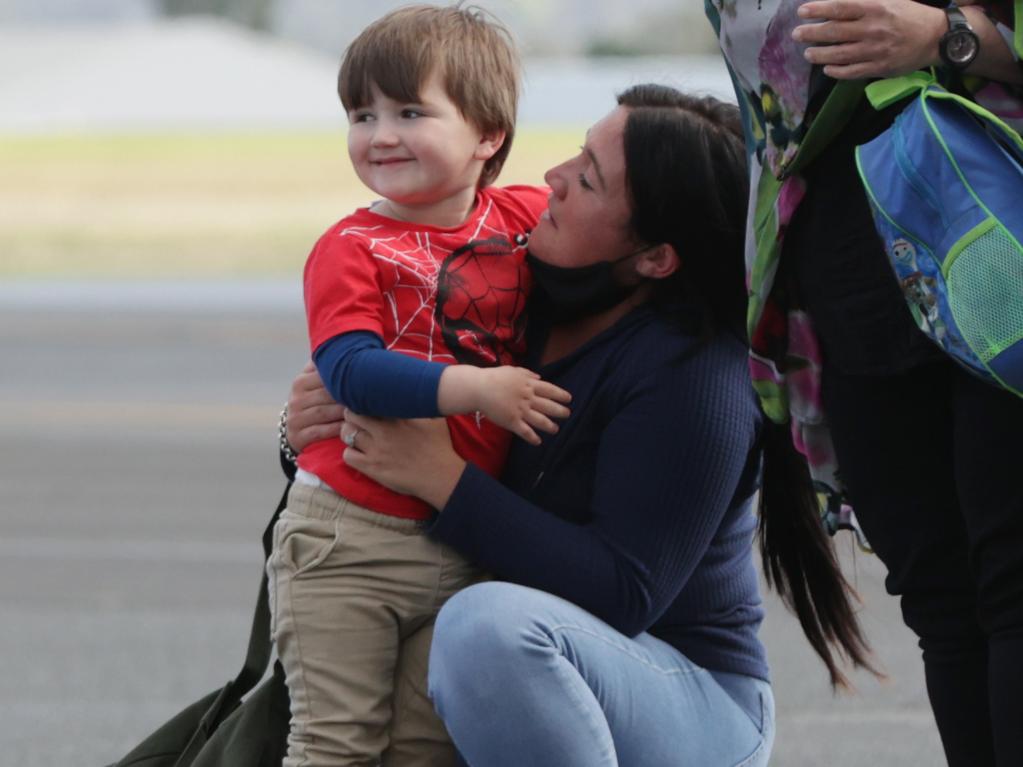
[429,305,769,681]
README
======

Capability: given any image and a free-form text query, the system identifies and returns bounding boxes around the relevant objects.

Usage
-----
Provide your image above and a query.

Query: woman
[283,85,873,766]
[706,2,1023,765]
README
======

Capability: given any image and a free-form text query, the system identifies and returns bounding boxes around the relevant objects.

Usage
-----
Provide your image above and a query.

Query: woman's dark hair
[617,84,749,339]
[617,84,876,688]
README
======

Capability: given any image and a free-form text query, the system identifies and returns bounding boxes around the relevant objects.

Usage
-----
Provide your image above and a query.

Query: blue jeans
[428,582,774,767]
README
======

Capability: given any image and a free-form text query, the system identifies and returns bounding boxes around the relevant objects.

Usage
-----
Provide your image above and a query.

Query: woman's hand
[792,0,947,79]
[286,361,346,454]
[341,410,467,509]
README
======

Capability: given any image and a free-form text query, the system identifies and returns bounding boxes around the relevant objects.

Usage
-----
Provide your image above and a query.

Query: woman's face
[529,107,639,269]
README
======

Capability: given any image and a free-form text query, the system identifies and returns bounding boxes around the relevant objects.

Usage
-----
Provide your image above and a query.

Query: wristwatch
[939,2,980,71]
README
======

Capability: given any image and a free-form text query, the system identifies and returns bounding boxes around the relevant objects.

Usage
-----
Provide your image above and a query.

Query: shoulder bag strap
[182,480,292,754]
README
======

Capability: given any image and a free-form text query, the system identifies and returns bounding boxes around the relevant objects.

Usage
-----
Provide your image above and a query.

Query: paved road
[1,288,944,766]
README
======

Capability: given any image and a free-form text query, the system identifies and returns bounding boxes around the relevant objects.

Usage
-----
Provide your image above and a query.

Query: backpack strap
[863,70,936,109]
[177,481,291,763]
[927,89,1023,152]
[234,483,288,693]
[865,71,1023,153]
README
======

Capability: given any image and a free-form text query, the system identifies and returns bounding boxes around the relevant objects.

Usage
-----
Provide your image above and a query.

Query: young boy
[267,6,568,766]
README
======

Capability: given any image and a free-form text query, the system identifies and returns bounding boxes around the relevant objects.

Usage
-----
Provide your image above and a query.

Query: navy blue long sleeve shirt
[429,305,769,681]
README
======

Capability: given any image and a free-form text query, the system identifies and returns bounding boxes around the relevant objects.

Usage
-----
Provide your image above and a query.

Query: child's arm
[315,332,571,444]
[437,365,571,446]
[314,331,446,417]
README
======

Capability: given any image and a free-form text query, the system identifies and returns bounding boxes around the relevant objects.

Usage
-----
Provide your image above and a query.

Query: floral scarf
[704,0,1023,544]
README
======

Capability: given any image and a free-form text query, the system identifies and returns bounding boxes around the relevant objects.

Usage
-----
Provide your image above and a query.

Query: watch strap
[944,3,970,32]
[939,1,979,70]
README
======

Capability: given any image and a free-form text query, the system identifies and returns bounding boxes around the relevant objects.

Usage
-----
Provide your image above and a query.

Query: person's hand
[438,365,571,446]
[792,0,947,79]
[340,410,466,509]
[286,361,345,453]
[475,366,572,446]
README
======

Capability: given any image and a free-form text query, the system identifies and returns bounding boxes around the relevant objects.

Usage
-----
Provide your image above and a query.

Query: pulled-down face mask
[525,246,652,323]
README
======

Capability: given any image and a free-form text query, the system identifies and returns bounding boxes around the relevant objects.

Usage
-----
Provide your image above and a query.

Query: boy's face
[346,71,501,218]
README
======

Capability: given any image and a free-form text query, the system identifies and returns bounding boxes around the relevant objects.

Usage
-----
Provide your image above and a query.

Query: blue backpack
[855,71,1023,397]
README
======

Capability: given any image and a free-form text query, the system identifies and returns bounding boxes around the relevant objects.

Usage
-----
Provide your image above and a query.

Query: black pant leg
[953,369,1023,766]
[821,360,995,767]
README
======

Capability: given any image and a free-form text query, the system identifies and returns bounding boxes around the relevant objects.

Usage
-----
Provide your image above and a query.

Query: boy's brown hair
[338,4,519,188]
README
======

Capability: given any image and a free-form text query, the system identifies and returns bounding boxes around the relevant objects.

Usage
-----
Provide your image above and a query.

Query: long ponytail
[617,83,879,688]
[759,419,880,688]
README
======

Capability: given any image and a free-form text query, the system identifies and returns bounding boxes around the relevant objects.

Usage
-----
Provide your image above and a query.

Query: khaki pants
[267,481,483,767]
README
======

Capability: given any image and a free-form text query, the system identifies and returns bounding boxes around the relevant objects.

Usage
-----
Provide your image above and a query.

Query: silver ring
[342,427,360,448]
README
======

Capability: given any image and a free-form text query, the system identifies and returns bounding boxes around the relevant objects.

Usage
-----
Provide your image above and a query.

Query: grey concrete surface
[0,290,944,766]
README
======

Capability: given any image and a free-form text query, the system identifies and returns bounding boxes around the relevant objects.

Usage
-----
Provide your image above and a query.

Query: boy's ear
[474,129,506,161]
[634,243,680,280]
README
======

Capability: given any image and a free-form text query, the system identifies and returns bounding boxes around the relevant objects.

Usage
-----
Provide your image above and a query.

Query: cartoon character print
[434,236,529,366]
[890,238,947,342]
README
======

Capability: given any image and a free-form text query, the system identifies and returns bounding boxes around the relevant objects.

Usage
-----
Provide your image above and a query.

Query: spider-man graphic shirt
[299,184,549,519]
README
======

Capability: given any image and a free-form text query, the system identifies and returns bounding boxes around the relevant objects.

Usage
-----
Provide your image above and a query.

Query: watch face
[947,30,979,65]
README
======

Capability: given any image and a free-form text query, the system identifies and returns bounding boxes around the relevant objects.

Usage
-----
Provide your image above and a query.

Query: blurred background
[0,0,728,279]
[2,1,944,765]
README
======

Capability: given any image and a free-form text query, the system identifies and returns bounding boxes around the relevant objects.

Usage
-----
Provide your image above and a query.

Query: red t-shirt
[298,184,549,519]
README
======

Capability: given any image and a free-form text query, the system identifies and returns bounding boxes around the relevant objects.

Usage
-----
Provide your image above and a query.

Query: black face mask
[526,247,650,323]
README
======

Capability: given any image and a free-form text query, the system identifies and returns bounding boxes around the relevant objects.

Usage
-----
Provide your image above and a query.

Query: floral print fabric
[705,0,1022,543]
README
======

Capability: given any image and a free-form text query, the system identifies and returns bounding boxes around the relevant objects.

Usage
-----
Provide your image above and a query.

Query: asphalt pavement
[1,284,945,766]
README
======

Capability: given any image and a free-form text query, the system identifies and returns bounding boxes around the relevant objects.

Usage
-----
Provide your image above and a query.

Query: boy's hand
[477,366,572,445]
[438,365,571,445]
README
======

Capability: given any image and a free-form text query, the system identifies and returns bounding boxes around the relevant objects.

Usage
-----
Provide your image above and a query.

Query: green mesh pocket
[946,223,1023,363]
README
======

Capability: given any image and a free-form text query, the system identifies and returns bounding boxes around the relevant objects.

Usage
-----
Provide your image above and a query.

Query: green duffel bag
[108,484,292,767]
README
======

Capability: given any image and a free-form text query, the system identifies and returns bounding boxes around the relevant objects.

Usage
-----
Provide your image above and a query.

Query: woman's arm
[344,347,759,637]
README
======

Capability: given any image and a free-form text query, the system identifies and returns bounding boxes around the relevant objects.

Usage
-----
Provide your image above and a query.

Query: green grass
[0,129,582,278]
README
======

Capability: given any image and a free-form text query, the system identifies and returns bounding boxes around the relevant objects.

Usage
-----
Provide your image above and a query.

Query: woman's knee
[429,582,556,701]
[433,582,540,658]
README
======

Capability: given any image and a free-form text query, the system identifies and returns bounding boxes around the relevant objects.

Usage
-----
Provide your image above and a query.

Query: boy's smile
[346,71,505,228]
